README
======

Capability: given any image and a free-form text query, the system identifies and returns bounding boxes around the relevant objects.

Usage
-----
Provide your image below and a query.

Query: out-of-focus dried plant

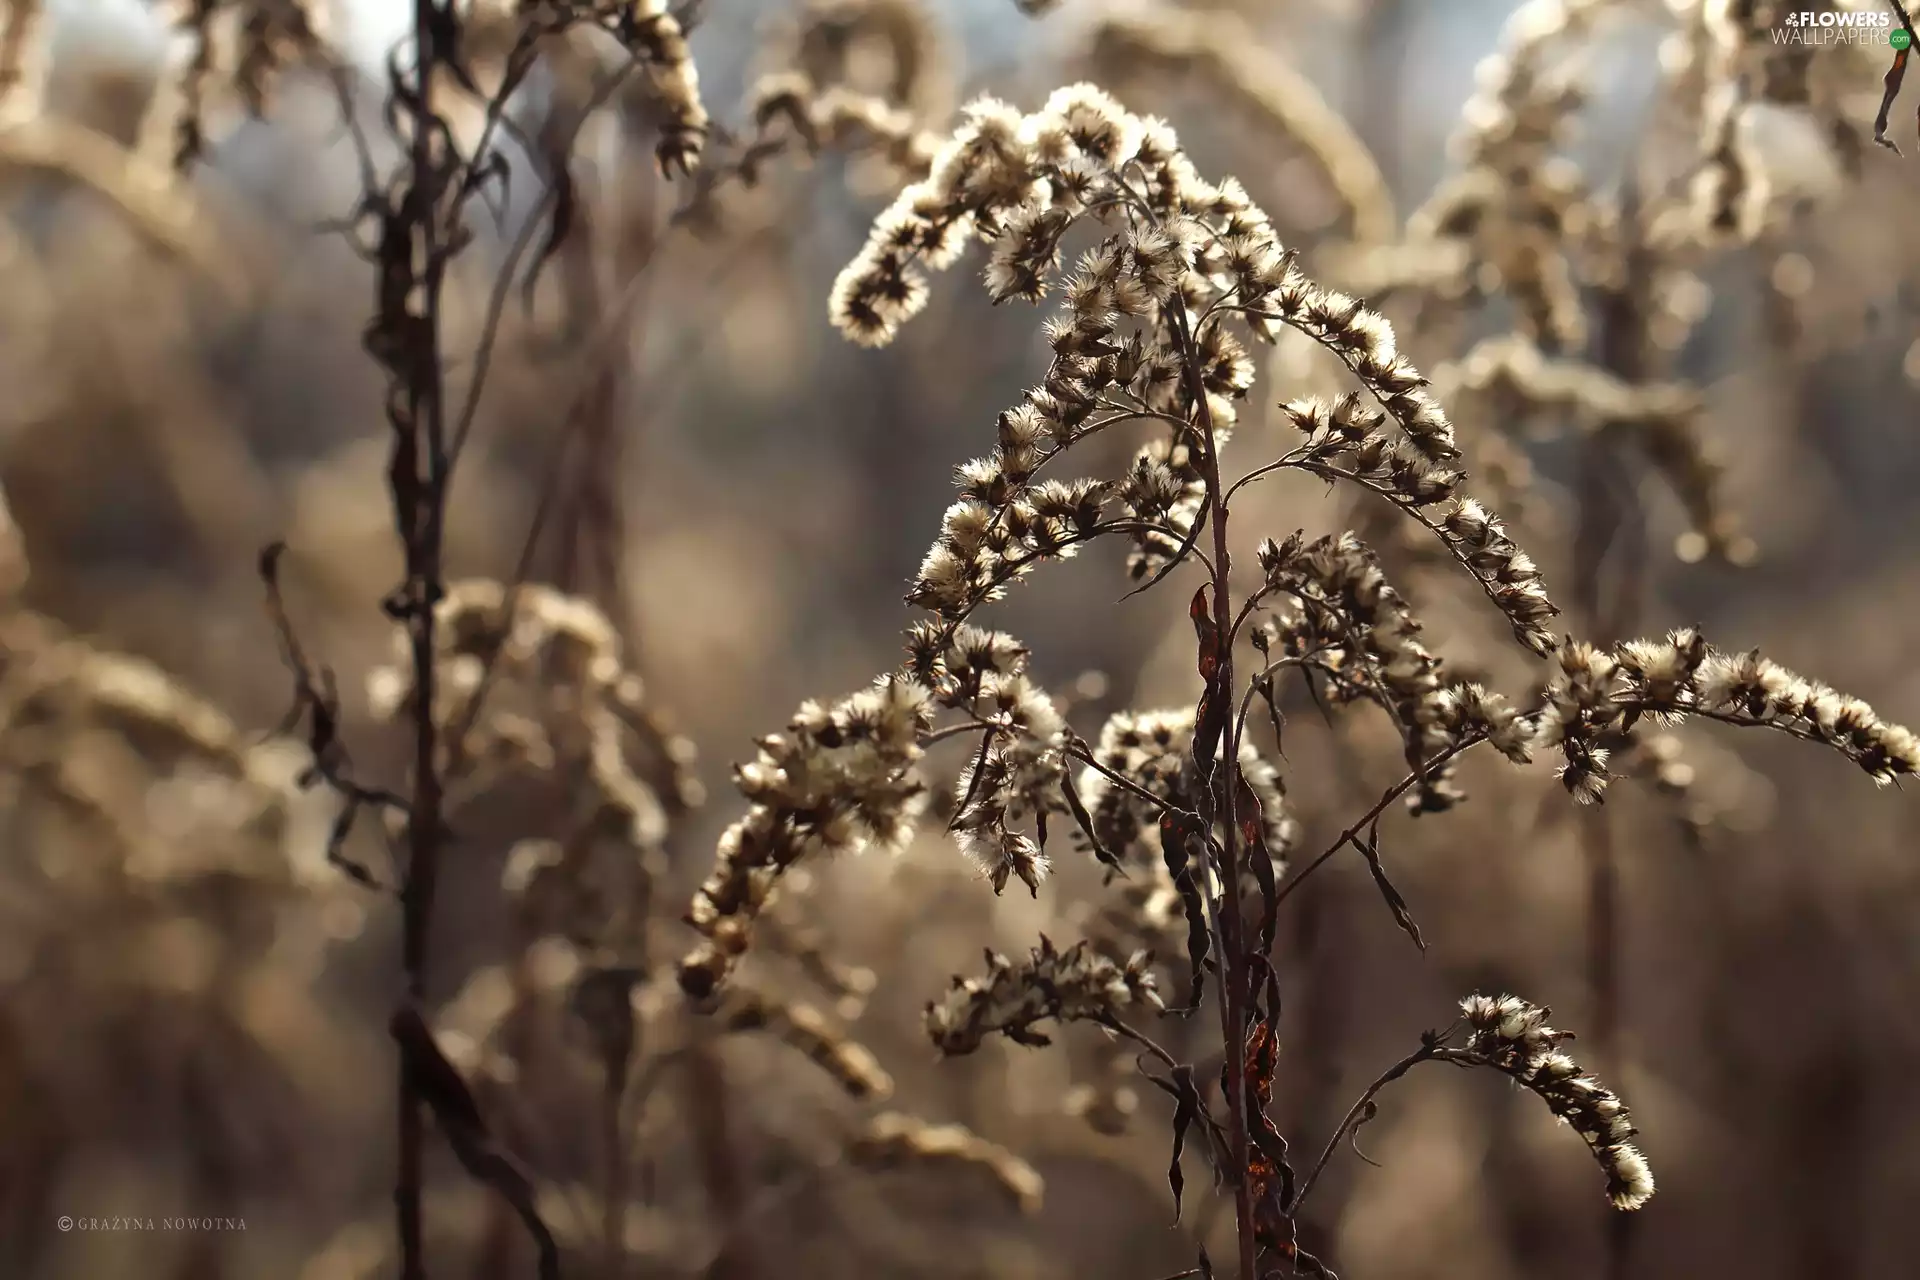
[8,3,1920,1280]
[1084,7,1396,246]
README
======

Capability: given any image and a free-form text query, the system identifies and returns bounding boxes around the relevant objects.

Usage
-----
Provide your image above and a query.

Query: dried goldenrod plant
[1084,6,1396,246]
[0,501,374,1275]
[677,76,1918,1280]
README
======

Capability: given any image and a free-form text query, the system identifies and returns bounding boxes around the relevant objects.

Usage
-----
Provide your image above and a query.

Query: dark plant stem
[1273,738,1485,912]
[1171,305,1257,1280]
[396,3,452,1277]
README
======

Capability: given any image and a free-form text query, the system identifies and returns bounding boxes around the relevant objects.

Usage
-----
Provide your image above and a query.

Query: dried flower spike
[1459,994,1654,1209]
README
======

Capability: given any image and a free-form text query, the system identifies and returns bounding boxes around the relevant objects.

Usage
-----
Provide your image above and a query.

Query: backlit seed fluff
[823,83,1462,487]
[1258,533,1533,808]
[926,937,1163,1055]
[1536,631,1920,803]
[1075,706,1296,872]
[949,673,1071,896]
[679,677,932,998]
[1460,994,1655,1210]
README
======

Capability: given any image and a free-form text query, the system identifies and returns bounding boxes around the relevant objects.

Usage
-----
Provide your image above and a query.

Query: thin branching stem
[1272,735,1489,914]
[1292,1034,1468,1213]
[395,6,455,1276]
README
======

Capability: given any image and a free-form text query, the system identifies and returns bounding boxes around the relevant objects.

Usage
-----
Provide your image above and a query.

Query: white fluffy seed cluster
[924,936,1163,1056]
[1537,628,1920,803]
[828,83,1467,628]
[715,983,895,1099]
[675,67,940,232]
[1459,993,1655,1211]
[1076,705,1297,870]
[903,622,1076,896]
[1281,399,1558,655]
[811,84,1566,1019]
[1257,532,1534,809]
[748,72,939,173]
[1456,0,1616,173]
[141,2,707,174]
[679,677,931,998]
[949,672,1068,896]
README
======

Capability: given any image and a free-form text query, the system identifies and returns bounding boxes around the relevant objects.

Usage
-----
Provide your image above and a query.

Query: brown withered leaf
[1146,1062,1205,1222]
[1190,586,1232,788]
[1235,962,1337,1278]
[1192,586,1222,682]
[1061,771,1124,876]
[1119,505,1211,601]
[1158,811,1214,1012]
[1237,771,1280,954]
[1353,827,1426,952]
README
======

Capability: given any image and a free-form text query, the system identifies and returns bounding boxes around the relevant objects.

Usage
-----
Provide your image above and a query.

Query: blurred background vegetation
[2,1,1918,1278]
